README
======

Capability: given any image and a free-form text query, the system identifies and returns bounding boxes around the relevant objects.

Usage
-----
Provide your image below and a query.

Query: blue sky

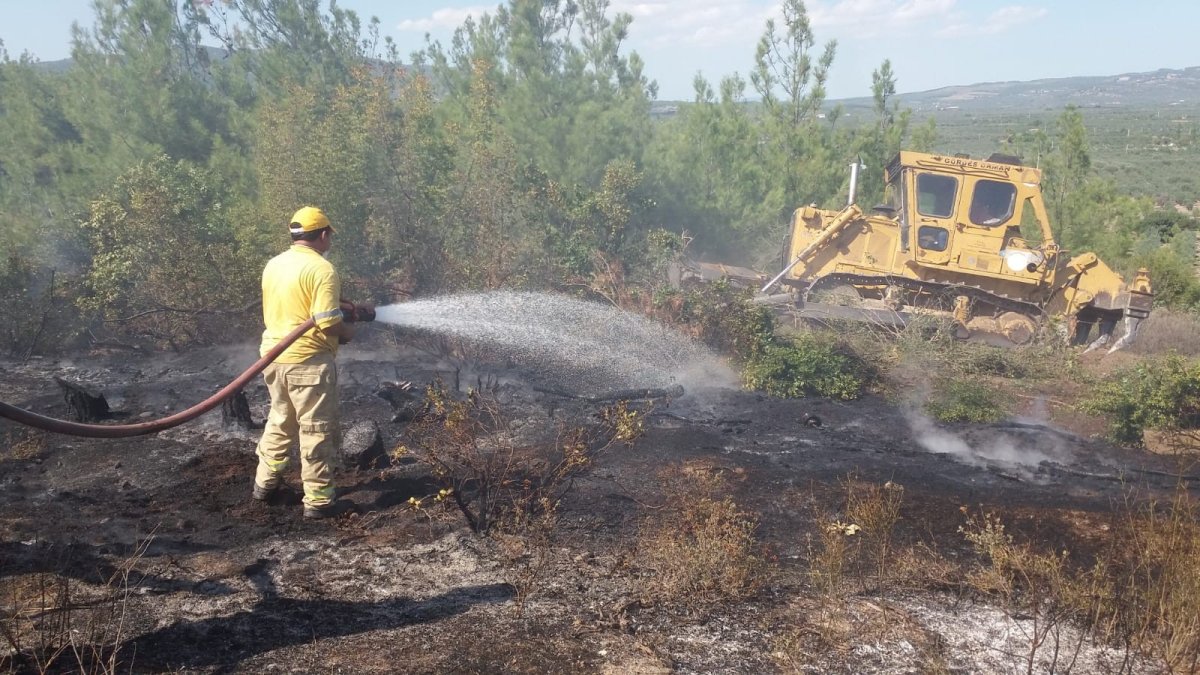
[2,1,1197,100]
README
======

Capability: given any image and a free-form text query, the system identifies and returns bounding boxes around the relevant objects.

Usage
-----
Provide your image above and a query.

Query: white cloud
[983,5,1049,32]
[611,0,965,48]
[611,0,775,48]
[809,0,957,28]
[894,0,958,22]
[616,2,673,19]
[396,6,492,32]
[937,5,1048,37]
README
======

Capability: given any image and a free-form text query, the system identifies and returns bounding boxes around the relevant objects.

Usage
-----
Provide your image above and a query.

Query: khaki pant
[254,353,341,507]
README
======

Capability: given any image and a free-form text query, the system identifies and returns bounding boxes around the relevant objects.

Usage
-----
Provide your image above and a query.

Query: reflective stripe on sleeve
[312,308,342,321]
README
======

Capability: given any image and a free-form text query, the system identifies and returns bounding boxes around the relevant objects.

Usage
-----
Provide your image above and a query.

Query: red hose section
[0,318,317,438]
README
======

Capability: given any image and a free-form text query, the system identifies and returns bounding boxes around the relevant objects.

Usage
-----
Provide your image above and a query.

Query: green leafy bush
[678,280,775,360]
[80,156,259,347]
[1131,247,1200,311]
[1081,355,1200,445]
[954,343,1031,379]
[743,332,867,400]
[926,379,1005,423]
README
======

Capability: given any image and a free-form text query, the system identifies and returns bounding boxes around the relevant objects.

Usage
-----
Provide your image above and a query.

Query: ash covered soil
[0,331,1192,673]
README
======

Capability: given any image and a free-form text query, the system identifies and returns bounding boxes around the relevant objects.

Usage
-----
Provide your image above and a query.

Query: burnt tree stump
[221,389,256,430]
[374,381,426,423]
[53,377,110,422]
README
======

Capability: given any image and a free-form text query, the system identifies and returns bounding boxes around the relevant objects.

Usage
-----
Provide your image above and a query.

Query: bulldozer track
[804,273,1046,320]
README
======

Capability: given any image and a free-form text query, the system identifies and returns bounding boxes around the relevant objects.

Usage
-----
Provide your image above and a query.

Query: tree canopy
[0,0,1190,354]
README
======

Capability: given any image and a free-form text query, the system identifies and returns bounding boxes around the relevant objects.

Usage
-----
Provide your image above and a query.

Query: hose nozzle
[340,300,376,323]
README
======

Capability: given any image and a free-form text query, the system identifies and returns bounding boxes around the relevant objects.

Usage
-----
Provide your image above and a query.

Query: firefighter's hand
[351,302,376,323]
[339,300,376,323]
[329,320,355,344]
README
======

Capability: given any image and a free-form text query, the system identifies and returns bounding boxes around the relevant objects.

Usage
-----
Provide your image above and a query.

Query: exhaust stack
[847,160,861,206]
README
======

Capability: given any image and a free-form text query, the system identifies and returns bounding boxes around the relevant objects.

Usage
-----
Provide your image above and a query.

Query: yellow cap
[289,206,334,234]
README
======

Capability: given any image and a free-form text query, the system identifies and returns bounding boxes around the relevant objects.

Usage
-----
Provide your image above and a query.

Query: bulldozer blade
[789,302,910,327]
[668,259,767,289]
[789,301,1038,347]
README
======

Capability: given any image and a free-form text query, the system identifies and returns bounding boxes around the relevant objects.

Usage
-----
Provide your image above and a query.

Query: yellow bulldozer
[675,150,1153,352]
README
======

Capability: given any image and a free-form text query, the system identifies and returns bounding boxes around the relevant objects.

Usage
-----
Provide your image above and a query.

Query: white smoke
[907,413,1073,481]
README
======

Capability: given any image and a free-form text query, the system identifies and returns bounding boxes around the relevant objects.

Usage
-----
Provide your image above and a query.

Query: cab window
[969,180,1017,227]
[1018,196,1043,244]
[917,226,949,251]
[916,174,957,218]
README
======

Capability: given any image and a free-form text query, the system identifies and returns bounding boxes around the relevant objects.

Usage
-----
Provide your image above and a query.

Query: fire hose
[0,303,375,439]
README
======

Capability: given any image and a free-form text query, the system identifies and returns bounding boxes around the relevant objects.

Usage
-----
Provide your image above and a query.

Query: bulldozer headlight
[1002,249,1045,273]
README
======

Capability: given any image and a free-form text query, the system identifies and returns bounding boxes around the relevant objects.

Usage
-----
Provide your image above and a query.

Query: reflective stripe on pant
[254,352,341,507]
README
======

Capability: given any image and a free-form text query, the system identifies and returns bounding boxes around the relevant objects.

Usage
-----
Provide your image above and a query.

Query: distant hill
[34,54,1200,114]
[834,66,1200,112]
[829,66,1200,208]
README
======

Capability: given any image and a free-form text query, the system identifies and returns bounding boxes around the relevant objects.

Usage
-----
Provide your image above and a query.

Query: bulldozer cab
[886,151,1055,277]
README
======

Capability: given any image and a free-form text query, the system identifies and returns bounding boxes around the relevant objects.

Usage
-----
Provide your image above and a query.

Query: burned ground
[1,332,1195,673]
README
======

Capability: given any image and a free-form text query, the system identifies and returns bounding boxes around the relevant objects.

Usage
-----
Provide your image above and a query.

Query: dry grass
[636,468,766,609]
[1,535,154,674]
[773,596,952,674]
[806,478,907,598]
[1133,309,1200,356]
[844,478,905,586]
[958,509,1105,674]
[1098,487,1200,672]
[492,503,558,617]
[398,380,645,534]
[957,486,1200,673]
[774,478,952,670]
[1,431,46,462]
[783,474,1200,671]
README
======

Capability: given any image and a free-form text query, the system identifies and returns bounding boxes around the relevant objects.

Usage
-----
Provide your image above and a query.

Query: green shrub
[79,156,259,347]
[926,379,1005,423]
[742,332,867,400]
[1081,355,1200,445]
[678,280,775,360]
[954,343,1030,379]
[1131,247,1200,312]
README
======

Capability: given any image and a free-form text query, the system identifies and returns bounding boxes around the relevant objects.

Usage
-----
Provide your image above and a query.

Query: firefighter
[252,206,355,519]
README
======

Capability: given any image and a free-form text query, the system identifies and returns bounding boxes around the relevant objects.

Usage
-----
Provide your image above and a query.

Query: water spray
[372,291,737,394]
